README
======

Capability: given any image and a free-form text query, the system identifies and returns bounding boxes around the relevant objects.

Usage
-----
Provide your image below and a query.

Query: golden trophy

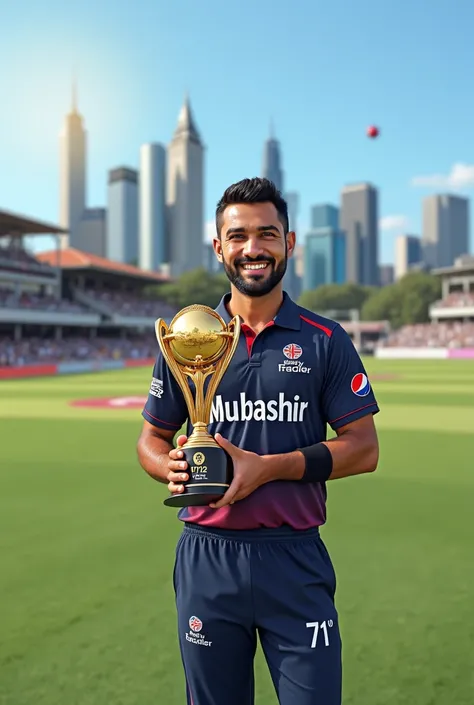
[155,304,241,507]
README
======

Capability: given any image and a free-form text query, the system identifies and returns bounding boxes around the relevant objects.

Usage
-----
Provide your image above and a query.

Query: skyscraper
[303,228,346,291]
[107,167,138,264]
[311,204,339,230]
[261,122,283,192]
[340,183,379,285]
[378,264,394,287]
[422,195,469,268]
[395,235,422,279]
[286,192,299,232]
[139,143,167,271]
[284,191,301,299]
[166,96,205,277]
[203,242,222,273]
[75,208,106,257]
[59,82,86,248]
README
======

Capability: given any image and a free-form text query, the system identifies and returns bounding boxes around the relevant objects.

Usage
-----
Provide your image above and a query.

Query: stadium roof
[36,247,171,283]
[0,209,66,237]
[432,255,474,276]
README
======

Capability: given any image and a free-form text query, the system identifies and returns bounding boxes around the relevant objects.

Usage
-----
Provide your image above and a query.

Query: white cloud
[379,215,410,232]
[411,163,474,189]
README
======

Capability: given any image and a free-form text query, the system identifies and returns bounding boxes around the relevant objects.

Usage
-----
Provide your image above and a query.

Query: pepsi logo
[189,616,203,632]
[283,343,303,360]
[351,373,371,397]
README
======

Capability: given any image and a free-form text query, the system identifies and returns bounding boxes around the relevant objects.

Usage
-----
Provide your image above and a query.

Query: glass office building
[304,228,346,291]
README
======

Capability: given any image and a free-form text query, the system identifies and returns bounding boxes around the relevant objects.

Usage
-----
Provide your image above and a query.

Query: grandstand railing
[72,288,114,317]
[0,307,101,326]
[0,255,56,278]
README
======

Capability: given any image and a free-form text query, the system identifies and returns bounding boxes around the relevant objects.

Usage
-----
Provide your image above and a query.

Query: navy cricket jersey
[142,292,379,531]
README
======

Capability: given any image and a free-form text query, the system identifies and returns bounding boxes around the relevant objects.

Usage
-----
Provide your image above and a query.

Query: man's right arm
[137,422,191,493]
[136,350,189,486]
[136,420,178,484]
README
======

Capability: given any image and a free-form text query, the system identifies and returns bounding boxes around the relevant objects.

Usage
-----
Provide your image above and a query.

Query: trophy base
[163,444,232,508]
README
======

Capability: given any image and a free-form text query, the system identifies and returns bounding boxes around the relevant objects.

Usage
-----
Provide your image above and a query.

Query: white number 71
[306,620,333,647]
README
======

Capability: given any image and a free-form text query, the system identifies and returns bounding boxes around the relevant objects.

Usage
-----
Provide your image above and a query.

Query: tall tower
[304,229,346,291]
[59,80,86,248]
[139,143,167,271]
[422,194,469,269]
[340,183,379,285]
[261,121,284,192]
[395,235,422,279]
[107,167,139,264]
[284,191,301,299]
[166,95,205,277]
[303,205,345,291]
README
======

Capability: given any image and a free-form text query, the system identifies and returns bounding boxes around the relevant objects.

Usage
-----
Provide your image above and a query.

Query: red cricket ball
[367,125,379,138]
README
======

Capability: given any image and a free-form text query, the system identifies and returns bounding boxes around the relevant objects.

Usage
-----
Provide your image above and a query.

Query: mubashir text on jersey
[210,392,309,423]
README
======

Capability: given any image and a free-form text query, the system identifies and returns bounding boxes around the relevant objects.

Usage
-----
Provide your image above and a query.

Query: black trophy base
[164,444,233,508]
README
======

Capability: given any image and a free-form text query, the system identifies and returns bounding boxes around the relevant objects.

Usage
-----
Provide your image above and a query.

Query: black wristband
[297,443,333,483]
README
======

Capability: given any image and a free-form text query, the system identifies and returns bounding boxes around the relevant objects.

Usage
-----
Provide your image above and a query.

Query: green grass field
[1,359,474,705]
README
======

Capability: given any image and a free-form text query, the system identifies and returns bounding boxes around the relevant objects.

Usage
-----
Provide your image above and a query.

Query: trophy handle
[155,318,198,419]
[201,315,241,423]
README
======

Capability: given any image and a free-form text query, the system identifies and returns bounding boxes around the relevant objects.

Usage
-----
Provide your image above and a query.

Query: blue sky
[2,0,474,265]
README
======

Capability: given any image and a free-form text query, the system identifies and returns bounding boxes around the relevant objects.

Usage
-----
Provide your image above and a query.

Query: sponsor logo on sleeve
[351,373,371,397]
[149,377,164,398]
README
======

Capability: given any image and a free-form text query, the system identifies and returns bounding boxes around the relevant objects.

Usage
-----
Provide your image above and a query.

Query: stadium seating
[83,289,176,318]
[431,292,474,308]
[0,288,89,314]
[379,322,474,348]
[0,335,158,367]
[0,245,54,276]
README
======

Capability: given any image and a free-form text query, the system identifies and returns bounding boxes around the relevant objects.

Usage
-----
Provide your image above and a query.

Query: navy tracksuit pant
[173,523,342,705]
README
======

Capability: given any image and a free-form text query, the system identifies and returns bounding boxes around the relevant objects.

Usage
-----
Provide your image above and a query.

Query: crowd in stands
[0,335,158,367]
[0,288,88,314]
[431,291,474,308]
[379,322,474,348]
[0,244,54,276]
[83,288,177,318]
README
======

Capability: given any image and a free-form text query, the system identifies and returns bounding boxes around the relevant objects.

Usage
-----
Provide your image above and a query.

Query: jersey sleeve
[141,349,189,432]
[321,323,379,431]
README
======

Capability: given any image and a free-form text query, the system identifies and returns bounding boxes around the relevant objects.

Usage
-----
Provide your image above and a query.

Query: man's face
[214,202,295,297]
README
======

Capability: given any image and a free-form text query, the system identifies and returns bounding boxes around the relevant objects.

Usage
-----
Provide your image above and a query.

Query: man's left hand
[209,433,271,509]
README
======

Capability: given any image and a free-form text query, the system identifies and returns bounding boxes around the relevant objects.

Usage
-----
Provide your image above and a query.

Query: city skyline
[3,0,474,268]
[7,83,474,292]
[26,83,474,272]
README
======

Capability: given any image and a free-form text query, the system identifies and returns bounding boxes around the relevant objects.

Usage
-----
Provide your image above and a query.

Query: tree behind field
[298,283,376,314]
[361,271,441,327]
[148,267,230,309]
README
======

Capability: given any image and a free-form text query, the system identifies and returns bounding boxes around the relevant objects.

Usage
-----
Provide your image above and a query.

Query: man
[137,177,379,705]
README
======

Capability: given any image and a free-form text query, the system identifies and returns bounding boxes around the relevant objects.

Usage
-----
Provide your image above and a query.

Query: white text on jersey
[210,392,309,423]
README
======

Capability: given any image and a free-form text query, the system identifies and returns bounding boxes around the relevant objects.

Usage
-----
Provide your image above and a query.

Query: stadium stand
[378,257,474,351]
[378,322,474,349]
[0,288,89,314]
[0,243,55,277]
[0,334,158,367]
[429,255,474,320]
[81,289,176,318]
[0,210,175,371]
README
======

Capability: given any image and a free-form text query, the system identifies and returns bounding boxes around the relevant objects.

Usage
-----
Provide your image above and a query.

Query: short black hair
[215,177,289,237]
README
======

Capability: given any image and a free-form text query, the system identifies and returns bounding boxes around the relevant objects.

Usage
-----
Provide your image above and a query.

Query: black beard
[222,255,287,297]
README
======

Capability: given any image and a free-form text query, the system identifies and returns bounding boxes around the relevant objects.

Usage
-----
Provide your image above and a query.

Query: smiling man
[137,177,380,705]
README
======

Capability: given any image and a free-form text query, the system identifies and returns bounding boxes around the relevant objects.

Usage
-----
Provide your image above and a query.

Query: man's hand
[166,434,190,495]
[209,433,272,509]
